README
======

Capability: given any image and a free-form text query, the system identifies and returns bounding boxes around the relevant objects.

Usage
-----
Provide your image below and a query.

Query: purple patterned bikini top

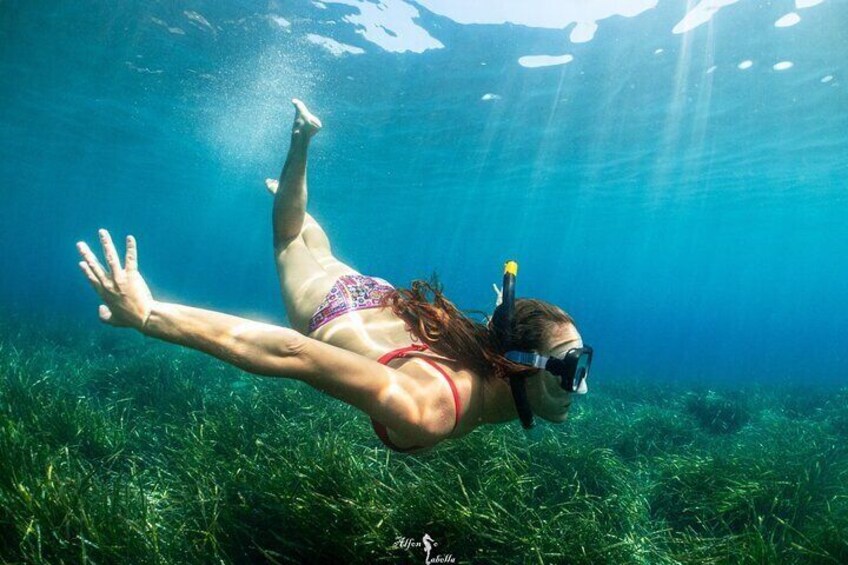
[308,274,395,334]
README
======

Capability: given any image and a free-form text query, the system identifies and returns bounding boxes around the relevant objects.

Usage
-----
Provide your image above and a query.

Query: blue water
[2,1,846,385]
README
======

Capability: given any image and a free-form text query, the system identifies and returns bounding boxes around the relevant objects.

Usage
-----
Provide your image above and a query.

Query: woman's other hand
[76,229,154,329]
[492,283,503,307]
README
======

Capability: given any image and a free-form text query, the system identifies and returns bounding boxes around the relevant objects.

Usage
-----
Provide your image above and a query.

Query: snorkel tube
[492,260,536,430]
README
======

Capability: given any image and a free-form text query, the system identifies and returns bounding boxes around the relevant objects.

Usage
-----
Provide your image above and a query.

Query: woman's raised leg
[271,99,335,333]
[271,100,359,332]
[265,179,358,280]
[273,99,322,248]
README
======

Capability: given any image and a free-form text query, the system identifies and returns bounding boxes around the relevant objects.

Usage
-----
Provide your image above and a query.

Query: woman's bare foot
[264,100,321,196]
[291,98,322,139]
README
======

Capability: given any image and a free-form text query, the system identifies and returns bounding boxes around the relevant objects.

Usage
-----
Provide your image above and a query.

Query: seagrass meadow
[3,3,848,563]
[1,317,846,564]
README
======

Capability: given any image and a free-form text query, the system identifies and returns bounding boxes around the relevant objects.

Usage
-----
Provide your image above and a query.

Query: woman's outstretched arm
[139,301,450,445]
[141,301,307,377]
[75,229,307,375]
[76,229,452,445]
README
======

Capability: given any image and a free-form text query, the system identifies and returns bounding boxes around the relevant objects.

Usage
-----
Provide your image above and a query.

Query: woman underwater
[76,100,592,454]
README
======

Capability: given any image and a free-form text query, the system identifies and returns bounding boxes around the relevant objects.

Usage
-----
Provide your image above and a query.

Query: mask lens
[576,354,590,378]
[573,351,591,393]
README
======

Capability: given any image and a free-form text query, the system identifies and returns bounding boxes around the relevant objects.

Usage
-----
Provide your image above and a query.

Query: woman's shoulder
[397,353,482,436]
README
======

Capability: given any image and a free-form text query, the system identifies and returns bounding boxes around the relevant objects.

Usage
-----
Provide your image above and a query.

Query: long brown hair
[380,277,575,382]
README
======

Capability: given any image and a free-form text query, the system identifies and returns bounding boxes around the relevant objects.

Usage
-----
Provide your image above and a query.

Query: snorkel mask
[491,261,594,430]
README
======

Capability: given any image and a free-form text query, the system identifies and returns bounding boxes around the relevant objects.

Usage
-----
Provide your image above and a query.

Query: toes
[291,99,322,137]
[265,178,279,194]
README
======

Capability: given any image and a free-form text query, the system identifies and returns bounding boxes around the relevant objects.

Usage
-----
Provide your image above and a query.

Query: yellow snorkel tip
[504,260,518,277]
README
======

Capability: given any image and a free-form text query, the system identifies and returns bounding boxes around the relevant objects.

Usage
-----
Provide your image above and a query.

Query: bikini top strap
[376,343,462,433]
[378,344,459,366]
[376,343,429,365]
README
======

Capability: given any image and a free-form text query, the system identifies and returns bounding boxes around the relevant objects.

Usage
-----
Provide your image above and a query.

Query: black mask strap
[493,261,535,430]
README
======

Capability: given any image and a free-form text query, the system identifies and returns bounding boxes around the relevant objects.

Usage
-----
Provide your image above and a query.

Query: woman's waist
[308,308,416,355]
[310,309,459,365]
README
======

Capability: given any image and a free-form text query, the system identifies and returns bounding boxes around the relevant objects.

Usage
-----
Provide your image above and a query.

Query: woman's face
[525,323,583,423]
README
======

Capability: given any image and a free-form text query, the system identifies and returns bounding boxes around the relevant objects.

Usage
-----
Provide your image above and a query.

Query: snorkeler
[76,99,591,453]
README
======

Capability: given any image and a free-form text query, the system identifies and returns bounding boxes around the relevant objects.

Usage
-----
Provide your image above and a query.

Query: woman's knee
[302,215,332,254]
[274,232,307,260]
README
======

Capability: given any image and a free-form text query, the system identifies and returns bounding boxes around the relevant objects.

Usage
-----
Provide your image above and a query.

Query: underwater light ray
[542,47,572,135]
[463,62,521,241]
[686,19,717,194]
[649,0,698,203]
[527,41,579,201]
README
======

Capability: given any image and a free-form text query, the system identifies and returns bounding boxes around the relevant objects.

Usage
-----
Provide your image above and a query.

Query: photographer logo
[391,533,456,564]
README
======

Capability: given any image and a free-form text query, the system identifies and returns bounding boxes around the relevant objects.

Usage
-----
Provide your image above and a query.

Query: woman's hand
[492,283,503,307]
[76,229,154,329]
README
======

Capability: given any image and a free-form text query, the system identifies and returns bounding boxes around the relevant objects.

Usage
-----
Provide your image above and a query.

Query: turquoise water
[2,3,848,563]
[2,0,846,385]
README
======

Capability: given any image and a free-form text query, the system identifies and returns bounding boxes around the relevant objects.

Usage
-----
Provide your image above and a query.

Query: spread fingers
[125,235,138,272]
[98,229,124,278]
[78,260,105,297]
[76,241,109,286]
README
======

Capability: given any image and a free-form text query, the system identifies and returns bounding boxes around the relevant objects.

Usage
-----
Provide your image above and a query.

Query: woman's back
[308,297,484,447]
